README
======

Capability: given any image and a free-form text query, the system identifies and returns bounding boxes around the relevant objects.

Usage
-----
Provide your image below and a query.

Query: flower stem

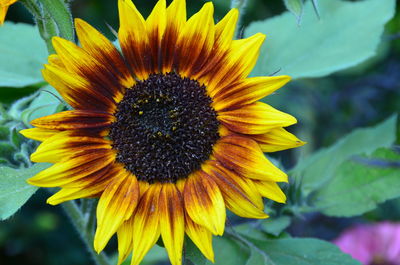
[61,200,111,265]
[20,0,57,53]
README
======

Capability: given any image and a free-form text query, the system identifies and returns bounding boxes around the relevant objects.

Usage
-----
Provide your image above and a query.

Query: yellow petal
[218,102,297,135]
[0,0,18,7]
[214,8,238,51]
[117,217,134,265]
[159,184,185,265]
[212,76,291,111]
[0,6,8,25]
[48,54,65,69]
[185,215,214,262]
[253,181,286,203]
[131,184,161,265]
[251,127,306,152]
[94,173,139,253]
[19,128,59,142]
[184,171,226,235]
[213,135,288,182]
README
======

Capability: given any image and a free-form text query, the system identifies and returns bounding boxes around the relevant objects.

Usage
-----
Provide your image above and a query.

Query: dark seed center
[109,72,220,183]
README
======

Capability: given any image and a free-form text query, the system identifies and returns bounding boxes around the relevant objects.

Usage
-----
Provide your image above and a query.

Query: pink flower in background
[334,222,400,265]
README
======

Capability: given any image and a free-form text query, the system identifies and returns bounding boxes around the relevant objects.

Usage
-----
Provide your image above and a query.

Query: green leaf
[261,216,291,236]
[314,148,400,217]
[292,115,397,195]
[38,0,74,42]
[247,237,361,265]
[245,248,270,265]
[283,0,304,24]
[0,163,49,220]
[245,0,396,79]
[0,23,47,87]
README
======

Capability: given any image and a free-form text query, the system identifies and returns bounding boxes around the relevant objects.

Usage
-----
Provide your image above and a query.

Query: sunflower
[20,0,304,264]
[0,0,17,24]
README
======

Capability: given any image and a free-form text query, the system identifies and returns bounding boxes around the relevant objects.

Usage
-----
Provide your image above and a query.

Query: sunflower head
[20,0,305,264]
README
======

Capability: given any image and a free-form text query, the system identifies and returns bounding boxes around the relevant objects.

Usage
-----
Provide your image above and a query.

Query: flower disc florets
[109,72,220,183]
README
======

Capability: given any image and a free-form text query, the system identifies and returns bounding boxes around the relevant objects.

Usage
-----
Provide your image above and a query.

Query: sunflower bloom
[0,0,17,24]
[20,0,304,264]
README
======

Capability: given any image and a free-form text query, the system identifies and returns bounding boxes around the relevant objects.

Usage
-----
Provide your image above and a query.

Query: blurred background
[1,0,399,264]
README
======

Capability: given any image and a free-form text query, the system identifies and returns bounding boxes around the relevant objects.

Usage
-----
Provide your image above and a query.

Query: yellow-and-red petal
[251,127,306,152]
[218,102,297,135]
[159,184,185,265]
[75,18,135,89]
[185,215,214,262]
[173,2,215,77]
[212,76,291,111]
[203,161,267,219]
[94,172,139,253]
[131,184,161,265]
[213,135,288,182]
[30,110,114,130]
[118,0,150,80]
[183,170,226,235]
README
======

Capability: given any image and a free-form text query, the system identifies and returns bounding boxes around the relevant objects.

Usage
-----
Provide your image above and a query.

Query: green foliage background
[1,0,399,264]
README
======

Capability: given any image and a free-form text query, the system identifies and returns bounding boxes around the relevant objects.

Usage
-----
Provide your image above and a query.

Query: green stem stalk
[61,200,111,265]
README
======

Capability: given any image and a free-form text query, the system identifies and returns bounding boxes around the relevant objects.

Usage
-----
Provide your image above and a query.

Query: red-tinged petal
[159,184,185,265]
[212,76,291,111]
[213,135,288,182]
[173,2,214,77]
[131,184,162,265]
[27,149,116,187]
[31,131,111,163]
[94,172,139,253]
[75,18,135,89]
[203,33,266,97]
[42,64,116,112]
[185,215,214,262]
[193,8,238,84]
[118,0,151,80]
[52,37,124,102]
[203,161,267,219]
[145,0,167,73]
[46,165,117,204]
[161,0,186,73]
[30,110,114,130]
[251,127,306,152]
[218,102,297,135]
[184,171,226,235]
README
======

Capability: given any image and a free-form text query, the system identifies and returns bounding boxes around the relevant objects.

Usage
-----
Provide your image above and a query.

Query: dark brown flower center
[109,72,220,183]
